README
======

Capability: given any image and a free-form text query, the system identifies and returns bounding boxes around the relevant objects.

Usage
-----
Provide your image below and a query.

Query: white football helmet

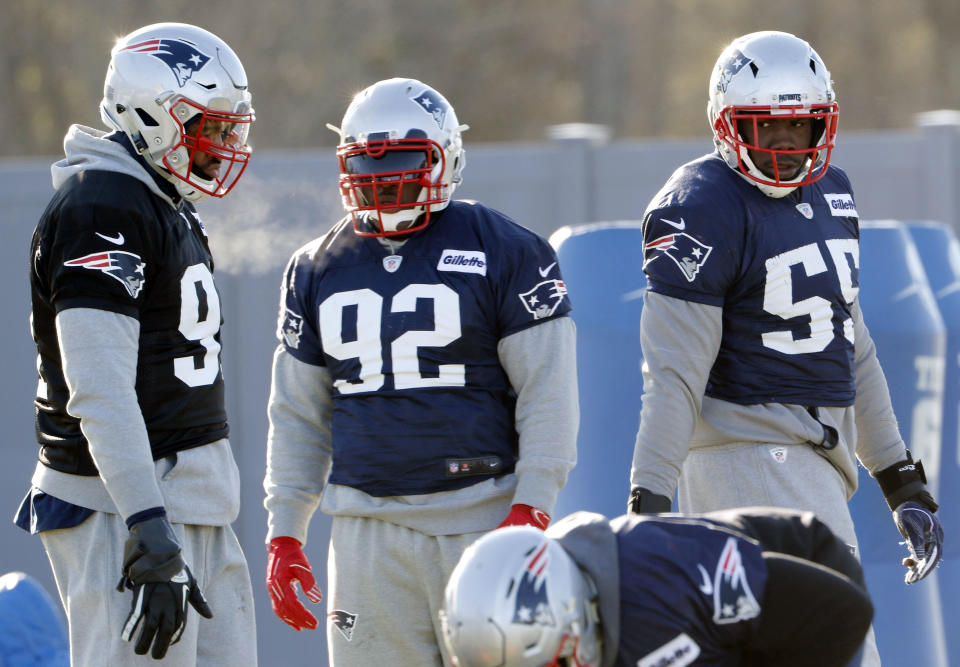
[708,31,838,198]
[100,22,255,201]
[441,527,601,667]
[329,78,466,237]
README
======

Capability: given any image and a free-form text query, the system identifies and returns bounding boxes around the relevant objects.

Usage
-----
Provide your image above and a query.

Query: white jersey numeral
[761,240,859,355]
[391,284,464,388]
[320,288,385,394]
[319,284,464,394]
[825,238,859,343]
[174,263,222,387]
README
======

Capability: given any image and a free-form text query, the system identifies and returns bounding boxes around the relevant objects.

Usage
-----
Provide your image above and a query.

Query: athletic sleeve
[497,317,578,515]
[850,298,909,473]
[55,308,164,519]
[264,346,334,545]
[629,291,723,498]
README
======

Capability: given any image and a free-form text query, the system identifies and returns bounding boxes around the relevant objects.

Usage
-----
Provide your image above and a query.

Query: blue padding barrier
[852,220,948,666]
[549,222,647,519]
[0,571,69,666]
[906,220,960,664]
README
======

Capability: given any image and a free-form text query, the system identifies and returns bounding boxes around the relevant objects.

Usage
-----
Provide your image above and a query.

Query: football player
[262,78,579,666]
[442,507,874,667]
[14,23,257,665]
[626,31,943,666]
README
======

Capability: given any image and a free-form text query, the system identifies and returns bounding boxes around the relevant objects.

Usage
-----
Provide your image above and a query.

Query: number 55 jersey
[277,200,573,499]
[643,152,860,407]
[632,152,907,501]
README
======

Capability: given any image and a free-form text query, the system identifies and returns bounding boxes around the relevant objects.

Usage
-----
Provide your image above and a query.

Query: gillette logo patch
[438,249,487,276]
[823,193,858,217]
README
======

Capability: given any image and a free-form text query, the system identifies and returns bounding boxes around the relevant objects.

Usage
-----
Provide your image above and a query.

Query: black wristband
[876,452,938,512]
[628,487,672,514]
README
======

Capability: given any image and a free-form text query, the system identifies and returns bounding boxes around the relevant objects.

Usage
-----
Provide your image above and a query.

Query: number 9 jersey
[30,168,229,476]
[277,200,572,497]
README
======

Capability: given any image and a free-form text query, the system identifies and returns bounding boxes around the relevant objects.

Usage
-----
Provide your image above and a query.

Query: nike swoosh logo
[661,217,685,230]
[697,564,713,595]
[95,231,125,245]
[538,261,557,277]
[530,508,550,528]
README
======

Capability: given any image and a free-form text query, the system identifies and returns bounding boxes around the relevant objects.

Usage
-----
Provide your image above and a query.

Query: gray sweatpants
[679,442,880,667]
[40,511,256,667]
[326,516,487,667]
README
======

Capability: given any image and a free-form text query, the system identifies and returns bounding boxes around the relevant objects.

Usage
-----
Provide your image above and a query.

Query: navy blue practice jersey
[642,153,860,406]
[31,170,228,475]
[611,514,768,666]
[277,200,571,497]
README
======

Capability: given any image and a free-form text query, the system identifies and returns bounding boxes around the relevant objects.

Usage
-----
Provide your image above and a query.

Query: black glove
[893,500,944,585]
[116,516,213,659]
[627,486,672,514]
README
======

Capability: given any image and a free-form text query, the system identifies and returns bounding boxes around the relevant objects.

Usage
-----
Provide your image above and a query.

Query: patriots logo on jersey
[328,610,357,641]
[519,279,567,320]
[644,233,713,283]
[709,537,761,625]
[63,251,146,298]
[281,309,304,349]
[512,543,556,626]
[716,48,752,93]
[121,38,211,87]
[411,88,448,128]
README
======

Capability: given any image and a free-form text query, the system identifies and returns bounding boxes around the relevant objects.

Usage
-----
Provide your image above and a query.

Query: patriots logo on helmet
[518,279,567,320]
[411,88,448,128]
[644,233,713,283]
[512,543,556,627]
[716,48,752,93]
[122,38,211,87]
[63,251,146,298]
[328,610,357,641]
[710,537,761,625]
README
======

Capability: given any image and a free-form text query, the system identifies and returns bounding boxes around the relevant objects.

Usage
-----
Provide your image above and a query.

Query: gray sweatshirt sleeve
[629,291,723,497]
[850,298,909,473]
[55,308,165,519]
[264,346,334,545]
[496,316,579,516]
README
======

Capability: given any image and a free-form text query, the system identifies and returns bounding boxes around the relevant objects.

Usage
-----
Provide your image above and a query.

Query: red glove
[497,504,551,530]
[266,536,323,631]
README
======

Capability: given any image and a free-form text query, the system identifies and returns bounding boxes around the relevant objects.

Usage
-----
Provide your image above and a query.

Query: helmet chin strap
[736,149,808,199]
[366,179,452,235]
[173,178,209,202]
[374,207,423,234]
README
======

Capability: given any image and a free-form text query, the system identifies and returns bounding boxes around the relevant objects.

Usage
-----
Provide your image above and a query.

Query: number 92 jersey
[30,170,228,475]
[277,200,572,497]
[642,153,860,406]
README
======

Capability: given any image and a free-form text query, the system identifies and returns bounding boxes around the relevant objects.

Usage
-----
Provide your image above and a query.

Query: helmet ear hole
[135,108,160,127]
